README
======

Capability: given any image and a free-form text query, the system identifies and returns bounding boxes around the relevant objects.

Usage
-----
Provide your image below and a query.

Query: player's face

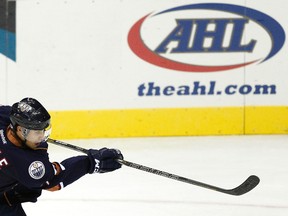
[25,129,45,147]
[18,126,51,149]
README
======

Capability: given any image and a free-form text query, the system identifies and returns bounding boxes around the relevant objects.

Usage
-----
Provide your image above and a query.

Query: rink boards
[49,106,288,139]
[0,1,287,138]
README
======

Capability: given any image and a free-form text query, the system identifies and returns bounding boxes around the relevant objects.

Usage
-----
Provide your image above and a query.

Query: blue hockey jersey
[0,105,92,193]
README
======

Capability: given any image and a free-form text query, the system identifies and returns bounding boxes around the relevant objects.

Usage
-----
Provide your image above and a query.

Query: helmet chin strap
[22,128,30,140]
[8,124,29,149]
[21,128,30,145]
[16,126,30,149]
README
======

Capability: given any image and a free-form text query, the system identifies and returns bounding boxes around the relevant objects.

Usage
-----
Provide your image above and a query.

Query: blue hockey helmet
[10,98,51,130]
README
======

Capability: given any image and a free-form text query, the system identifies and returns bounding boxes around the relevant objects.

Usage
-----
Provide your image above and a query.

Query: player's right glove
[88,148,123,174]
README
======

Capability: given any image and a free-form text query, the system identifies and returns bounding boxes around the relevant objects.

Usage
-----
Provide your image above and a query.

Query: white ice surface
[23,135,288,216]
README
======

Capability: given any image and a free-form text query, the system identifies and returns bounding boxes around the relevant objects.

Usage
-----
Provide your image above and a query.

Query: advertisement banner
[0,0,287,138]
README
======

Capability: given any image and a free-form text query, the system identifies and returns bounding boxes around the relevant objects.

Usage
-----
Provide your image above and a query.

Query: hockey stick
[47,138,260,196]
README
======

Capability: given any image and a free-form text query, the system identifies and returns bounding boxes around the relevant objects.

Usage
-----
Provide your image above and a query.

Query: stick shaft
[115,159,259,196]
[48,138,89,154]
[117,158,227,191]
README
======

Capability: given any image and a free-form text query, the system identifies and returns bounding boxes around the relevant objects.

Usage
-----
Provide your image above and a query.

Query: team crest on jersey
[28,161,45,179]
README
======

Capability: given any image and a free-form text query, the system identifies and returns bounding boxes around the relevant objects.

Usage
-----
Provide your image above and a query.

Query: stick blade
[226,175,260,196]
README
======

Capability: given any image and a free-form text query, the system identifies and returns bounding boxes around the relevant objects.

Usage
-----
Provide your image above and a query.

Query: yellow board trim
[49,106,288,139]
[245,106,288,134]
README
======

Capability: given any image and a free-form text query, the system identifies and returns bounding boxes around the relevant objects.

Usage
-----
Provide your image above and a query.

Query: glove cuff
[88,150,100,174]
[0,192,13,206]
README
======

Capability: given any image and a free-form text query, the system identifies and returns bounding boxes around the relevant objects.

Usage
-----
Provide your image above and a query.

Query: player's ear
[16,125,22,133]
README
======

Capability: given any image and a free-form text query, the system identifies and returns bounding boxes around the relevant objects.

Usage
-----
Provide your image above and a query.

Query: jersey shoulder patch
[28,161,45,179]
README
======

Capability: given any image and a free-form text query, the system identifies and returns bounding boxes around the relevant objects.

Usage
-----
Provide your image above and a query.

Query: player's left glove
[0,185,42,206]
[88,148,123,174]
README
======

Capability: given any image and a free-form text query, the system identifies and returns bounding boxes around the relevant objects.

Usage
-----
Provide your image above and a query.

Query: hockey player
[0,98,123,215]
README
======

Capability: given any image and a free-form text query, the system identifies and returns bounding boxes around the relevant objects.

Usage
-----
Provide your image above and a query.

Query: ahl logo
[128,3,285,72]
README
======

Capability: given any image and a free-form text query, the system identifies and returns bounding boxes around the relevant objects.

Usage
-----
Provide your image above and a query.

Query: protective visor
[43,124,52,142]
[22,124,52,143]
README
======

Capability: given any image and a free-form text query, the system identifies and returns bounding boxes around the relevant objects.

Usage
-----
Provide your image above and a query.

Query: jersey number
[0,158,8,168]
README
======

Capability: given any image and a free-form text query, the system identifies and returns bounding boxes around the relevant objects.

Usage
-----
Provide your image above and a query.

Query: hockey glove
[0,185,42,206]
[88,148,123,173]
